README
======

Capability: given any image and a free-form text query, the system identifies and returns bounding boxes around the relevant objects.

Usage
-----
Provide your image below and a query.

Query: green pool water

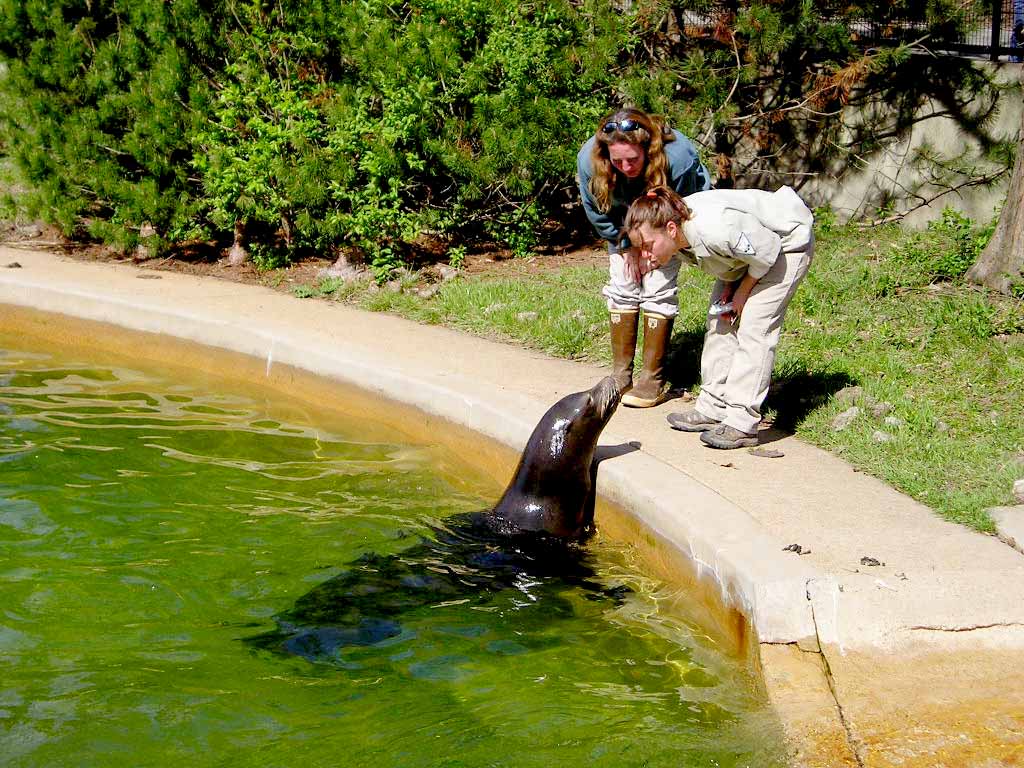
[0,337,784,767]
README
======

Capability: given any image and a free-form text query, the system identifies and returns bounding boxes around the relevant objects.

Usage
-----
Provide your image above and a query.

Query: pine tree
[0,0,229,250]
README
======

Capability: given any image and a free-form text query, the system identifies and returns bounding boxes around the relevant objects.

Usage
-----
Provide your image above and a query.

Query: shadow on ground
[663,330,855,443]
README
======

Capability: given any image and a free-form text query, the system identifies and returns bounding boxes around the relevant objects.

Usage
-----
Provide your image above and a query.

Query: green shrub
[0,0,226,245]
[1,0,1005,275]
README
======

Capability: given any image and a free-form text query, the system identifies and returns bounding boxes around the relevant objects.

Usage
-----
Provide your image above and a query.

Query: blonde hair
[587,108,675,213]
[622,185,693,242]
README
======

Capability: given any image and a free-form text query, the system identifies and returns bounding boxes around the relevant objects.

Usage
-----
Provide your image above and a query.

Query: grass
[291,217,1024,532]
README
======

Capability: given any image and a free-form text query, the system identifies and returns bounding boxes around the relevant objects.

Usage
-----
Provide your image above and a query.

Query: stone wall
[798,61,1022,228]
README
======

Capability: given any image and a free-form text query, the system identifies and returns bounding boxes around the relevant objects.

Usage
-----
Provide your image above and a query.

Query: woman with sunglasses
[577,108,712,408]
[623,185,814,450]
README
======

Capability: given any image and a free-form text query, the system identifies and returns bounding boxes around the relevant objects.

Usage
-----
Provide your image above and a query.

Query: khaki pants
[602,251,681,318]
[695,229,814,434]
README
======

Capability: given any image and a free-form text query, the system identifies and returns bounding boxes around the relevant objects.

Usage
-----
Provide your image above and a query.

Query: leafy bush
[0,0,229,245]
[0,0,1007,277]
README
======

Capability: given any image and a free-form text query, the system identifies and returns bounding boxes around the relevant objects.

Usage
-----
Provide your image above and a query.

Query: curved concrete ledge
[0,249,819,647]
[4,247,1024,766]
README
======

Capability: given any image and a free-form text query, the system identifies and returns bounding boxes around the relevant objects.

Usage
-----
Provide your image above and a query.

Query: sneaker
[666,409,720,432]
[700,424,758,449]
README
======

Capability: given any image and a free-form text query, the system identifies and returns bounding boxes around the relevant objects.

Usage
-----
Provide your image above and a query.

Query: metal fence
[677,1,1024,61]
[819,0,1024,59]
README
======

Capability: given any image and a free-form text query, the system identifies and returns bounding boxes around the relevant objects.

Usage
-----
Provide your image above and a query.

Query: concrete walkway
[2,246,1022,767]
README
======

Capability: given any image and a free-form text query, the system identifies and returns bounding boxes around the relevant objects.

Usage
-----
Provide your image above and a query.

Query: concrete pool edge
[4,249,1024,767]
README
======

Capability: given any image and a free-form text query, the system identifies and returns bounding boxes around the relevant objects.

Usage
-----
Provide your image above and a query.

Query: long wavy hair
[622,185,693,238]
[587,108,676,213]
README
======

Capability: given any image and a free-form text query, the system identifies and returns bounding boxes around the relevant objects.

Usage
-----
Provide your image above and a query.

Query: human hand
[620,247,642,283]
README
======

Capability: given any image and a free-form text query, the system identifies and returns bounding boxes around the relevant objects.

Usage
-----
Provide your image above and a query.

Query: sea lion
[247,377,626,664]
[482,374,621,539]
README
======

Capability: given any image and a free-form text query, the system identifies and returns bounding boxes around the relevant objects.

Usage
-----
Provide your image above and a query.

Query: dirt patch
[1,222,608,296]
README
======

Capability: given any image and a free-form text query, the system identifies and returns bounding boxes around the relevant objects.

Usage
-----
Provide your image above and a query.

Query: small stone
[831,406,861,431]
[834,386,863,405]
[483,302,507,315]
[870,401,894,418]
[872,430,894,443]
[385,279,404,293]
[5,262,21,268]
[415,284,440,300]
[749,447,785,458]
[782,543,805,554]
[1014,479,1024,504]
[860,556,884,567]
[935,420,951,433]
[883,416,903,427]
[516,311,539,323]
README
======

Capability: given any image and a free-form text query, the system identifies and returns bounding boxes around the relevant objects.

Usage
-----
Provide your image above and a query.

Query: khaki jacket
[680,187,814,281]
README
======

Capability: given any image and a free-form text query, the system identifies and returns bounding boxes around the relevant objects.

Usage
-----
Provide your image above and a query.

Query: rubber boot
[621,313,673,408]
[609,309,639,393]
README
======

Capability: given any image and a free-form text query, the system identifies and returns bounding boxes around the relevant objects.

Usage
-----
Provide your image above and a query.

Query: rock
[831,406,861,431]
[834,385,863,405]
[934,420,951,433]
[5,262,21,268]
[15,223,42,239]
[989,506,1024,555]
[860,556,884,567]
[871,430,894,443]
[870,401,894,418]
[883,416,903,427]
[1014,479,1024,504]
[437,264,460,282]
[415,284,440,300]
[318,255,367,282]
[385,279,404,293]
[516,311,539,323]
[483,302,507,315]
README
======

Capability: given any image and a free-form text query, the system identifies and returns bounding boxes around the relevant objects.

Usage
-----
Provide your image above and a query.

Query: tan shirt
[680,187,814,281]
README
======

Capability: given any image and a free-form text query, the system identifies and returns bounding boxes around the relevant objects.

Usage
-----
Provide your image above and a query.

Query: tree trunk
[227,220,248,266]
[966,103,1024,294]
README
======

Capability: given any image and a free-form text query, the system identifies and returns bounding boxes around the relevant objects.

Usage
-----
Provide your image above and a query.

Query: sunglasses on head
[601,118,642,134]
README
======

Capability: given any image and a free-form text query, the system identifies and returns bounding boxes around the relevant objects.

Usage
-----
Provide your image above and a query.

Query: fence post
[992,0,1003,61]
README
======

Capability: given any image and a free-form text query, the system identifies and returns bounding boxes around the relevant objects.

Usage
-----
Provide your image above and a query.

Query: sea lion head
[488,376,621,539]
